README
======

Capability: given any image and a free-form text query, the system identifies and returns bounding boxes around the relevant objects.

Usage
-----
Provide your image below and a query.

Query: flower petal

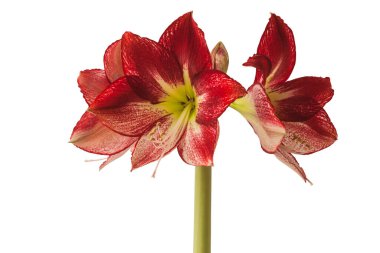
[104,40,124,82]
[211,41,229,73]
[77,69,110,105]
[177,120,219,166]
[255,13,296,89]
[274,145,311,184]
[121,32,183,103]
[131,112,189,169]
[100,148,130,170]
[231,84,285,153]
[159,12,212,78]
[194,70,246,123]
[282,109,337,154]
[243,54,271,85]
[90,77,169,136]
[269,77,334,121]
[70,111,137,155]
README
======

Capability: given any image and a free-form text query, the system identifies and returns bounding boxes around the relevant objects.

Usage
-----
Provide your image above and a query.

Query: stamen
[151,153,164,178]
[147,122,164,148]
[150,103,193,178]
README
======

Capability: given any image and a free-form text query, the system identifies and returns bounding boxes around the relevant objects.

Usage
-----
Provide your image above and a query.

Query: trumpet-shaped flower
[70,40,138,169]
[89,12,246,170]
[232,14,337,182]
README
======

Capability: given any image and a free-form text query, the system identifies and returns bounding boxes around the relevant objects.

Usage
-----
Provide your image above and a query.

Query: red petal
[77,69,110,105]
[159,12,212,78]
[274,145,311,184]
[70,111,137,155]
[231,84,285,153]
[270,77,334,121]
[131,115,187,169]
[104,40,124,82]
[243,54,271,85]
[90,77,169,136]
[194,70,246,123]
[177,120,219,166]
[121,32,183,103]
[90,77,139,109]
[282,109,337,154]
[256,14,296,89]
[100,148,130,170]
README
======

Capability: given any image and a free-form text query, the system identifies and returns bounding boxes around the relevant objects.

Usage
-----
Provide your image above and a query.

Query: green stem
[193,166,212,253]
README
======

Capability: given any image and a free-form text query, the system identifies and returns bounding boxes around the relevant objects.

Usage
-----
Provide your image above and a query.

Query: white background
[1,0,379,252]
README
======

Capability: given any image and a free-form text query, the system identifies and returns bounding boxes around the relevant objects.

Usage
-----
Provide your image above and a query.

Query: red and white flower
[232,14,337,182]
[87,12,246,170]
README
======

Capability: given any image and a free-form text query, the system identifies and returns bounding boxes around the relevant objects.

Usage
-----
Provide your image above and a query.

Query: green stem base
[193,166,212,253]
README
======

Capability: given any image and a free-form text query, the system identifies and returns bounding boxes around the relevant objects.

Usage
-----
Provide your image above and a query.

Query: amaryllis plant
[70,12,336,253]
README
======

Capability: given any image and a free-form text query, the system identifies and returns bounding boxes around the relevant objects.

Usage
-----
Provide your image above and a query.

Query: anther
[147,122,163,148]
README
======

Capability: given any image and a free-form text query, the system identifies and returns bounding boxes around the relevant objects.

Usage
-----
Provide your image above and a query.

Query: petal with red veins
[90,77,140,109]
[77,69,110,105]
[274,145,311,184]
[194,70,246,123]
[159,12,212,78]
[90,77,169,136]
[121,32,183,103]
[131,112,189,169]
[100,148,131,170]
[282,109,337,154]
[256,13,296,89]
[269,77,334,121]
[177,120,219,166]
[243,54,272,85]
[231,84,285,153]
[92,102,168,137]
[104,40,124,82]
[70,111,137,155]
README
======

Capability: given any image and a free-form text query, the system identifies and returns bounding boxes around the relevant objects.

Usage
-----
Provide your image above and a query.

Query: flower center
[158,69,197,120]
[180,95,196,114]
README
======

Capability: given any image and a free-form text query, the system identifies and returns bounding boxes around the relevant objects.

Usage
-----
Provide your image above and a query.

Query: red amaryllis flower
[70,41,138,169]
[232,13,337,182]
[89,12,246,170]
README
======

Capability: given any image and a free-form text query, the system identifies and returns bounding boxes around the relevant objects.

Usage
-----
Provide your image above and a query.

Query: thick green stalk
[193,166,212,253]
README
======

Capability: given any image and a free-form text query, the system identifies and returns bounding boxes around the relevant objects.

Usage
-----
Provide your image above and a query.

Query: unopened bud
[211,41,229,73]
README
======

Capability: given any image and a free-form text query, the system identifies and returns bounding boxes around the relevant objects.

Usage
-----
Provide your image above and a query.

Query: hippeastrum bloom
[70,40,138,169]
[89,12,246,170]
[232,13,337,182]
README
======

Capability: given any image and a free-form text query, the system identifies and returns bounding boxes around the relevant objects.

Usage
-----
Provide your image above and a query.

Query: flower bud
[211,41,229,73]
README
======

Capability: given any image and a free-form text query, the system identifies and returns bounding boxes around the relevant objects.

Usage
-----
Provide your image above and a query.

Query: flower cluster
[71,12,336,182]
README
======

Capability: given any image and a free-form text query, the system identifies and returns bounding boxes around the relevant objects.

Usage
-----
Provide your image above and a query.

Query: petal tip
[269,13,285,24]
[121,31,137,44]
[306,178,313,185]
[182,11,194,20]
